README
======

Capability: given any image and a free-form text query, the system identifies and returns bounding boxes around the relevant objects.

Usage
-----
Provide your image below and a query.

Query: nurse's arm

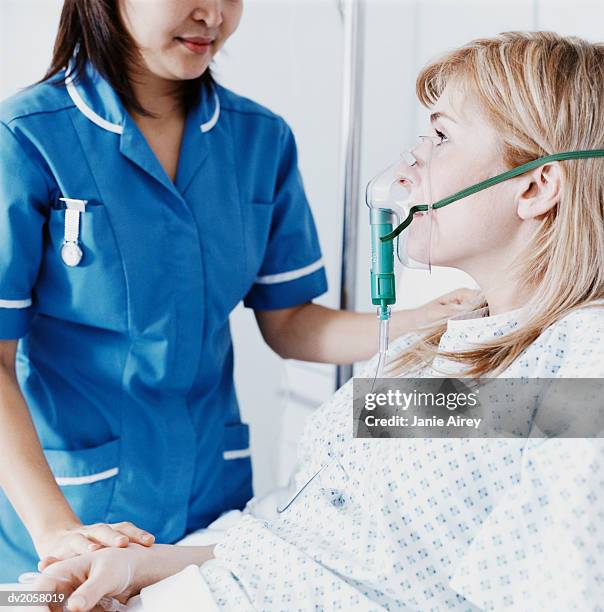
[0,340,154,563]
[254,288,482,364]
[0,340,83,541]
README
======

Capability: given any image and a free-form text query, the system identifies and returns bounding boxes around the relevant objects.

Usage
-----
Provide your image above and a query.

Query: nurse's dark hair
[41,0,213,116]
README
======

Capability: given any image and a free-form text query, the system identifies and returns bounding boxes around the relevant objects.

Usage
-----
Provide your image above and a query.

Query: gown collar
[442,303,534,346]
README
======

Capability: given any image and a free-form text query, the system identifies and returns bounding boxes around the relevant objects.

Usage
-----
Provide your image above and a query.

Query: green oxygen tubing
[370,207,396,321]
[380,149,604,243]
[366,170,401,385]
[368,206,395,387]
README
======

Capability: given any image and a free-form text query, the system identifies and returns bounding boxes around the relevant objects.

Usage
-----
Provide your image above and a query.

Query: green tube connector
[377,304,390,320]
[370,208,396,318]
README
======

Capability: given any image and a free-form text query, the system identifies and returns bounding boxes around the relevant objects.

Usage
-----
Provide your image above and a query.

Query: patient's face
[405,81,523,277]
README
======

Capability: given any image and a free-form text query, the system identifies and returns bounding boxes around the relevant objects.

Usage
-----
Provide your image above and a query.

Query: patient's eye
[435,128,448,146]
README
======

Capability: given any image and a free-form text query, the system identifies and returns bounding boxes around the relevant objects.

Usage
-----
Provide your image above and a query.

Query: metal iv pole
[336,0,365,388]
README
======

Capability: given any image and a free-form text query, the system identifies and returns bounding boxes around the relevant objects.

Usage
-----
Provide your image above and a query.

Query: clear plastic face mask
[365,135,436,272]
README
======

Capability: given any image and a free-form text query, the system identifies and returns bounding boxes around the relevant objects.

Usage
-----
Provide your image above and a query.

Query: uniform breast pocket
[36,200,128,331]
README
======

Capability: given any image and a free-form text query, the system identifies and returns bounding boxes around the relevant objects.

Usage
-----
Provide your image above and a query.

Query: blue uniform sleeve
[243,120,328,310]
[0,121,48,339]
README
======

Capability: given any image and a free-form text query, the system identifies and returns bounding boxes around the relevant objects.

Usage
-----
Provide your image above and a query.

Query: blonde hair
[389,31,604,378]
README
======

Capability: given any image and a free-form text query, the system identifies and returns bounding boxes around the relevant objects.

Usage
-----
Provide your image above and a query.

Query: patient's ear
[515,161,562,220]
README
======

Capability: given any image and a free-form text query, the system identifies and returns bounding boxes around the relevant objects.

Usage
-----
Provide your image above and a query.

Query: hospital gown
[141,301,604,611]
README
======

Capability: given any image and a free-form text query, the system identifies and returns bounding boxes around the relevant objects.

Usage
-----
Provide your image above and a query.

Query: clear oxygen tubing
[371,305,391,393]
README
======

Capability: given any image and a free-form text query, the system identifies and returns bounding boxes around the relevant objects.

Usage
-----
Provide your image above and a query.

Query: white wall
[0,0,63,97]
[2,0,604,498]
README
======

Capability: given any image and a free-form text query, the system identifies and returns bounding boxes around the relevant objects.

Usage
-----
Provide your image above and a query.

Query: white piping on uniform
[255,258,324,285]
[55,467,119,486]
[65,66,218,135]
[223,448,251,460]
[65,76,124,135]
[200,89,220,133]
[0,298,32,309]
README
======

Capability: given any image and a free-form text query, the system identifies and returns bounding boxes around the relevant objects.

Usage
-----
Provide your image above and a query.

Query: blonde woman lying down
[32,31,604,612]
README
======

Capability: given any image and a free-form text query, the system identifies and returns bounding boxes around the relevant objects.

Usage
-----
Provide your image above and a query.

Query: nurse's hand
[255,287,485,364]
[403,287,485,329]
[35,521,155,570]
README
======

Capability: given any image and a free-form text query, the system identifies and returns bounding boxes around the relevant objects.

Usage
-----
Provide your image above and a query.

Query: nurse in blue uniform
[0,0,475,580]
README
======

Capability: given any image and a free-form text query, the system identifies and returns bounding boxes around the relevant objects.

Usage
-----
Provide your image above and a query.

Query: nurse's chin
[165,53,212,80]
[170,63,212,82]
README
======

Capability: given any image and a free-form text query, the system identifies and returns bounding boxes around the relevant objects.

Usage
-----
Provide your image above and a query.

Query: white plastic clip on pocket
[59,197,88,267]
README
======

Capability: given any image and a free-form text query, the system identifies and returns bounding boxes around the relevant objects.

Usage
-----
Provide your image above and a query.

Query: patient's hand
[30,545,138,611]
[36,521,155,570]
[32,542,215,611]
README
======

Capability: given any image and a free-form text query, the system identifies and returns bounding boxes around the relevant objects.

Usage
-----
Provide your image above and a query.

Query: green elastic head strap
[380,149,604,243]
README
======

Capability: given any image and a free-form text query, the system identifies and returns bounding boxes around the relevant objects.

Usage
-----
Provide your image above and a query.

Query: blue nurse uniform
[0,60,327,579]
